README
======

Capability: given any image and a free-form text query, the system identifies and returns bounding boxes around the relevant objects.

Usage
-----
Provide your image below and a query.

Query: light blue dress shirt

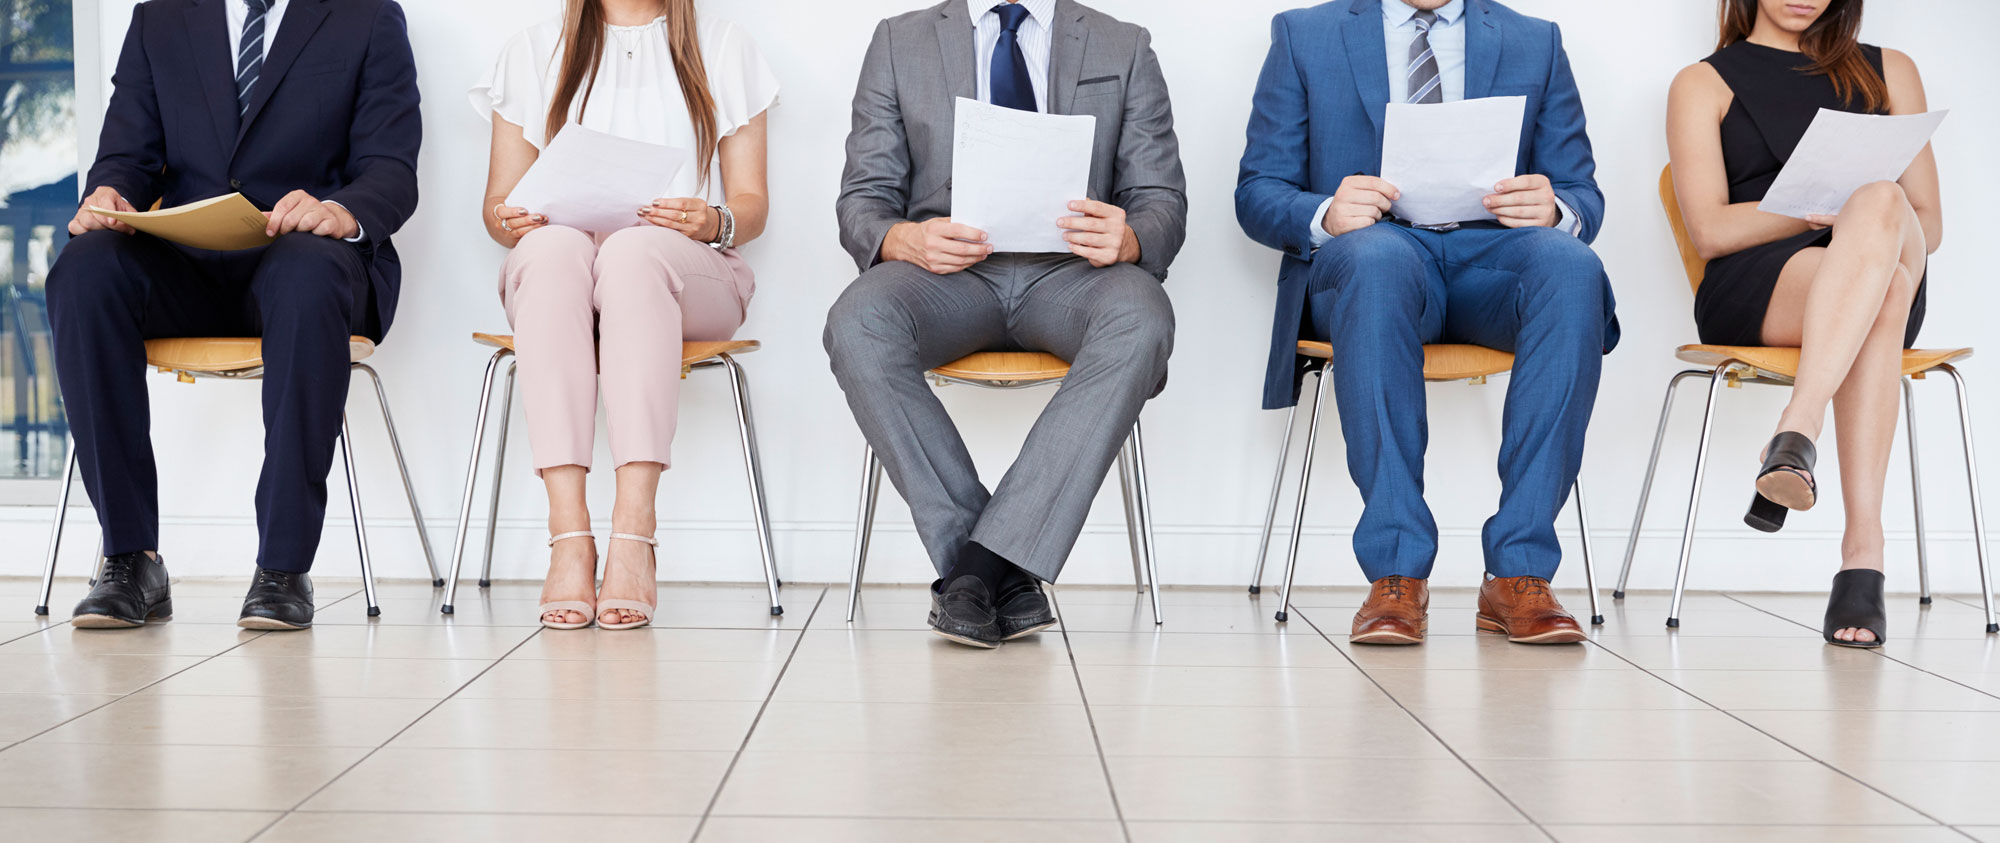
[1308,0,1580,247]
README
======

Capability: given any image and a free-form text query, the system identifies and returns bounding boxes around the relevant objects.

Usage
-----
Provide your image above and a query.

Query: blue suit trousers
[1306,223,1613,581]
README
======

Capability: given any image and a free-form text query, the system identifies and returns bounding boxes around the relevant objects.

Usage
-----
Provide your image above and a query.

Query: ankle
[1773,411,1824,443]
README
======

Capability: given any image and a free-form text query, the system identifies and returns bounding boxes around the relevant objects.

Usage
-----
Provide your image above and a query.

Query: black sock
[948,541,1013,594]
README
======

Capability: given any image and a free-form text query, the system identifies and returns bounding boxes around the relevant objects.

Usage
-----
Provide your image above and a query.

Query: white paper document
[1758,108,1947,219]
[950,97,1096,253]
[507,126,692,235]
[1379,96,1527,227]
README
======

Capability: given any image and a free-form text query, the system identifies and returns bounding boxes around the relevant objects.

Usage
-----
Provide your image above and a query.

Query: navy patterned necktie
[1407,9,1443,105]
[989,3,1036,112]
[237,0,269,116]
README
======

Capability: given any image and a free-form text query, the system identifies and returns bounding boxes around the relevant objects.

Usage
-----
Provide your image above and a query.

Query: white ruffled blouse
[470,15,780,204]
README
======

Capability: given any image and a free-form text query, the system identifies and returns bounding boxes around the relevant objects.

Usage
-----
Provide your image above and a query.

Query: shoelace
[1379,575,1410,599]
[252,569,296,590]
[1511,577,1553,599]
[96,554,143,586]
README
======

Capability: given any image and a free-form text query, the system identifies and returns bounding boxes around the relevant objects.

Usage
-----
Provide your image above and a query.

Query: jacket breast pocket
[1074,75,1122,100]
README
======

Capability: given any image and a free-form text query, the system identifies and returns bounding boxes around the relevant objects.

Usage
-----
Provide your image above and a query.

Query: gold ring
[680,211,689,223]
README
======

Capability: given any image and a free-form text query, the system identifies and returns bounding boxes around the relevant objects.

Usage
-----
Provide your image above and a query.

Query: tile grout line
[242,612,547,842]
[1287,604,1559,842]
[1584,602,1970,836]
[688,585,828,842]
[0,583,374,756]
[1720,591,2000,707]
[1049,587,1133,843]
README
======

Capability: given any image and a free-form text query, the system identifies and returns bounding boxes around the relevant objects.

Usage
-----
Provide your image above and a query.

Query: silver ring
[500,218,513,233]
[492,204,507,223]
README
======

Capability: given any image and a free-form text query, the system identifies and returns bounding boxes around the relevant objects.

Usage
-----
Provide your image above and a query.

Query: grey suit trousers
[825,254,1174,583]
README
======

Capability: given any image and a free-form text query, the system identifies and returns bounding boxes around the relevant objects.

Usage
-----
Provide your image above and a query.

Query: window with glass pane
[0,0,75,479]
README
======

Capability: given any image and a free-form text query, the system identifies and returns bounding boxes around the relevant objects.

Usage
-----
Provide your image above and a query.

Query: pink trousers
[500,225,754,472]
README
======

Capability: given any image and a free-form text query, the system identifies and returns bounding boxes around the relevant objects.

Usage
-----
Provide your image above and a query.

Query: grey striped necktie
[1407,9,1443,105]
[236,0,269,116]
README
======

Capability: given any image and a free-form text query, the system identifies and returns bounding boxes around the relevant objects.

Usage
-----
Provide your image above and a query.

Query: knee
[1518,230,1606,305]
[1839,181,1913,229]
[1094,271,1176,361]
[47,231,144,312]
[823,274,911,363]
[512,225,594,266]
[260,234,360,314]
[1311,226,1425,310]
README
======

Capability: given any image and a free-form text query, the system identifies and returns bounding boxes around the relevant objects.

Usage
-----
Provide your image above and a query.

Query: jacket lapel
[1342,0,1390,138]
[182,0,239,151]
[934,1,976,104]
[1047,0,1087,115]
[1463,0,1502,100]
[233,0,331,152]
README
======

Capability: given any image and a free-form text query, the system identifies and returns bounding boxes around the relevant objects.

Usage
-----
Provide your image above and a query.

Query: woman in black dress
[1667,0,1941,647]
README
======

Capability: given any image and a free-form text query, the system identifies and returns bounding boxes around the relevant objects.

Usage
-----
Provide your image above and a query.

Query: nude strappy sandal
[596,532,659,631]
[538,531,598,630]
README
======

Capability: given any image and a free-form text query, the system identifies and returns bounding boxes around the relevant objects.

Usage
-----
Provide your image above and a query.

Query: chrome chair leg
[1617,370,1708,600]
[1277,362,1333,623]
[1574,479,1603,625]
[34,445,79,616]
[357,363,441,587]
[442,349,512,614]
[1903,376,1931,604]
[1117,441,1144,593]
[1129,418,1163,625]
[338,416,380,617]
[88,539,105,586]
[845,446,883,622]
[723,355,783,616]
[1252,388,1306,595]
[1939,365,1997,633]
[477,360,517,589]
[1668,365,1731,628]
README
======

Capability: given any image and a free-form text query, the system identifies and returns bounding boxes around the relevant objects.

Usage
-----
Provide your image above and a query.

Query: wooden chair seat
[146,336,376,373]
[471,332,760,366]
[1296,341,1517,382]
[1676,345,1973,380]
[930,351,1071,385]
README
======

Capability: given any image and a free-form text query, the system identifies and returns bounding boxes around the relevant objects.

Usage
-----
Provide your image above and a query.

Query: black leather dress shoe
[239,568,314,631]
[929,575,1002,649]
[72,552,172,629]
[995,569,1056,640]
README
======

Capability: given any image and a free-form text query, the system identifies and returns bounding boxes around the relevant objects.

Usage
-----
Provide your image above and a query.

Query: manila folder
[91,193,276,252]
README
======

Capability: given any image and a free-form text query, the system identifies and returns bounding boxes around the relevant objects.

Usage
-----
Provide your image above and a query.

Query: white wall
[13,0,1997,595]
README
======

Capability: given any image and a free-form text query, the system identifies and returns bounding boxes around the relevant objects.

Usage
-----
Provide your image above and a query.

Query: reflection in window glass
[0,0,76,479]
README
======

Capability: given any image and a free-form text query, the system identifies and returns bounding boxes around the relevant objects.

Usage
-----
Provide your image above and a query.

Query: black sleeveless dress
[1694,41,1925,348]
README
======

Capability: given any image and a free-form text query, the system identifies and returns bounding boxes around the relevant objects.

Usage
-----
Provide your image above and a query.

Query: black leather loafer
[239,568,314,630]
[72,552,172,629]
[929,575,1002,649]
[995,570,1057,640]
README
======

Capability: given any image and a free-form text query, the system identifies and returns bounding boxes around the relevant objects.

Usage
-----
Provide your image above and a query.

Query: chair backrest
[1658,164,1709,293]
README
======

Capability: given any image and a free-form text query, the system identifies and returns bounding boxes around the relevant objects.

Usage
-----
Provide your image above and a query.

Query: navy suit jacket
[84,0,422,341]
[1235,0,1608,410]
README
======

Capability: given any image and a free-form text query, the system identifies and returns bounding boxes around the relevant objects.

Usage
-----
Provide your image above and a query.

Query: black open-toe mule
[1746,431,1818,533]
[1823,569,1886,648]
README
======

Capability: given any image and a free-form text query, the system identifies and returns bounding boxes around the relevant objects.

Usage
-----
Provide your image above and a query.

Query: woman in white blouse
[474,0,778,629]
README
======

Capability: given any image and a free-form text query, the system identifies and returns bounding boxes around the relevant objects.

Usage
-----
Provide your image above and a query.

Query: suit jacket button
[229,179,242,190]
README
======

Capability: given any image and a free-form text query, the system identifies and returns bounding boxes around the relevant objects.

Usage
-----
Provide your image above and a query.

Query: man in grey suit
[826,0,1187,648]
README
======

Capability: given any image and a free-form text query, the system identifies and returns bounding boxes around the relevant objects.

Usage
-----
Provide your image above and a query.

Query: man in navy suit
[49,0,421,631]
[1236,0,1616,645]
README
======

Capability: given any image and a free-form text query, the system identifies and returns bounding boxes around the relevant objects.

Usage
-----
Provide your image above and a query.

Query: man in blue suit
[49,0,421,631]
[1236,0,1616,645]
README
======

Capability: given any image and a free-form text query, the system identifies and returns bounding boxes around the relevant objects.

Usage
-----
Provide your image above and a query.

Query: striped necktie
[1407,9,1443,105]
[237,0,269,116]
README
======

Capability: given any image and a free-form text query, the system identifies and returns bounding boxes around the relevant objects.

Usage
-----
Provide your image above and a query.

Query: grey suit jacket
[836,0,1189,281]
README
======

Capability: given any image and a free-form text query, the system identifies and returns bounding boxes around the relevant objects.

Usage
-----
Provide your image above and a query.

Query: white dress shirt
[1309,0,1581,247]
[969,0,1054,112]
[225,0,366,241]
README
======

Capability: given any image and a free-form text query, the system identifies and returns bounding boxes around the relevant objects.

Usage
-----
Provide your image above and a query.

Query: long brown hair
[1717,0,1886,111]
[546,0,721,182]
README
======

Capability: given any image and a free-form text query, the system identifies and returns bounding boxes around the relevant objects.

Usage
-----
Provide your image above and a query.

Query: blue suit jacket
[1235,0,1608,410]
[84,0,422,341]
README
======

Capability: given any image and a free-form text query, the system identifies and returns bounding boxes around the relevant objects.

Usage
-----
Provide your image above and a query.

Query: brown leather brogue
[1476,576,1586,644]
[1351,575,1429,645]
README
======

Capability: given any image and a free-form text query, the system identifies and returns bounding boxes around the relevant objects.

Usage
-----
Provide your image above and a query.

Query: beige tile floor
[3,575,1999,841]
